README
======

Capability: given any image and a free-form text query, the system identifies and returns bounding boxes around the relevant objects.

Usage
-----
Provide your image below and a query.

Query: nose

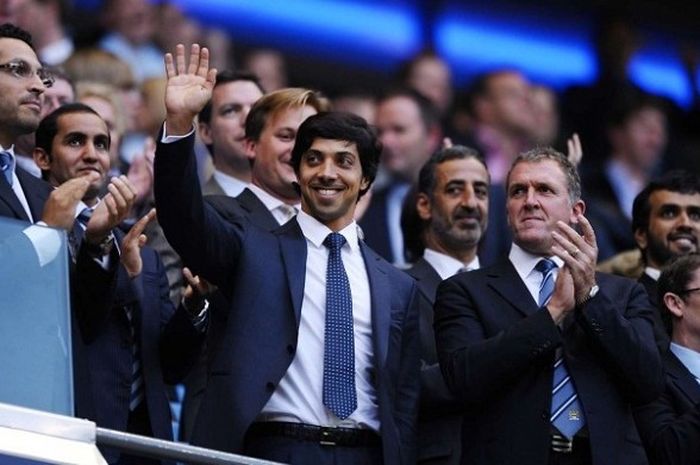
[524,187,538,208]
[319,158,338,179]
[29,72,46,95]
[82,143,99,162]
[461,185,477,208]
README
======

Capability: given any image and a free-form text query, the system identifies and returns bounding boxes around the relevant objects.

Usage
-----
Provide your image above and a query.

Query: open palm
[164,44,217,121]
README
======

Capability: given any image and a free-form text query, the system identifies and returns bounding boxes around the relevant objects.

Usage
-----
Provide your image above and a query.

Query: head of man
[659,254,700,348]
[505,147,584,255]
[198,70,263,176]
[244,87,329,203]
[0,23,52,147]
[77,83,125,173]
[291,112,381,231]
[415,145,490,261]
[398,49,453,116]
[41,66,73,116]
[608,92,667,175]
[33,103,110,205]
[632,171,700,270]
[376,88,441,183]
[470,69,534,138]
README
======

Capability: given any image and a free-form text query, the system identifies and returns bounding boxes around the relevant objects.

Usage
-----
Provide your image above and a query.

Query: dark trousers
[113,401,161,465]
[244,431,383,465]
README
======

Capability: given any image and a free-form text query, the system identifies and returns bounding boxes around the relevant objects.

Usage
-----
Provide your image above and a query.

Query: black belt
[248,422,381,447]
[551,433,589,454]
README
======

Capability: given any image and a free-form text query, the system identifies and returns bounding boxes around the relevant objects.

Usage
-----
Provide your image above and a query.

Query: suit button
[287,344,295,355]
[266,382,275,392]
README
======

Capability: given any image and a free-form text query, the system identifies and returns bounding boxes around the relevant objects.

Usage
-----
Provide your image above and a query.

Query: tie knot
[324,232,346,251]
[77,207,93,227]
[535,258,557,275]
[0,151,11,169]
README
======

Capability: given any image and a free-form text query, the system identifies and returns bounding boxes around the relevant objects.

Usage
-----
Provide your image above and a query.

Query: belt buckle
[319,427,338,446]
[551,433,573,453]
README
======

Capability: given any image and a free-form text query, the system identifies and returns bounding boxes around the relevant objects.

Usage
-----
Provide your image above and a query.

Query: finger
[197,46,210,77]
[442,137,453,149]
[107,182,128,211]
[175,43,186,75]
[575,213,598,250]
[187,43,200,75]
[164,52,175,79]
[137,234,147,248]
[554,221,590,254]
[131,208,156,236]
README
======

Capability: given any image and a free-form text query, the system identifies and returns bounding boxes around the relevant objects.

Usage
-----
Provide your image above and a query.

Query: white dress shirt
[1,145,34,222]
[670,342,700,385]
[247,184,300,225]
[423,248,480,280]
[211,169,248,198]
[644,267,661,281]
[509,243,564,305]
[260,210,379,431]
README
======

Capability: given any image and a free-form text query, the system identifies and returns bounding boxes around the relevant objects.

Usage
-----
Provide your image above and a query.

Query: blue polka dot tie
[0,150,14,186]
[322,232,357,419]
[535,259,586,439]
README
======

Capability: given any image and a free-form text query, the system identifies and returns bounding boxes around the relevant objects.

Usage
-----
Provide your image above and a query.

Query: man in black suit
[155,44,419,465]
[405,145,489,465]
[34,103,207,464]
[634,253,700,465]
[435,146,662,465]
[631,170,700,337]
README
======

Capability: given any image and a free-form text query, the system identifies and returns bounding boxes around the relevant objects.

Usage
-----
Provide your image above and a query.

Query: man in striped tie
[435,146,662,465]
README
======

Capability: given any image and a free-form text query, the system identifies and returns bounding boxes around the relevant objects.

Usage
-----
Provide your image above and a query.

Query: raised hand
[127,136,155,207]
[164,43,217,135]
[41,172,100,230]
[550,214,598,306]
[182,266,215,315]
[566,133,583,167]
[85,175,137,244]
[121,208,156,278]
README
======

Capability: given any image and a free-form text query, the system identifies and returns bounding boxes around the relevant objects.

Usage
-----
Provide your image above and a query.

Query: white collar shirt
[1,144,33,222]
[509,243,564,305]
[423,248,480,280]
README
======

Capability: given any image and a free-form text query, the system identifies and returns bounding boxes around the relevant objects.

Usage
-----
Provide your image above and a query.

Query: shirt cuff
[161,122,195,143]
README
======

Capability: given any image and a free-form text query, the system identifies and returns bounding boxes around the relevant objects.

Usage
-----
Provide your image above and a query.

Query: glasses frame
[680,287,700,296]
[0,60,55,88]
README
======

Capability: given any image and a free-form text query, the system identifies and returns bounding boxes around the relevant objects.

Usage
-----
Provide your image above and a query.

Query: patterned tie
[0,151,14,186]
[322,232,357,419]
[124,304,145,411]
[535,259,586,439]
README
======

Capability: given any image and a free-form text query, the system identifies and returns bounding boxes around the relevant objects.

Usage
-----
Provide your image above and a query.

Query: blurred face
[529,86,558,145]
[376,95,435,182]
[485,72,533,136]
[248,104,317,202]
[420,158,489,255]
[408,56,452,115]
[110,0,155,45]
[0,0,27,24]
[0,37,45,145]
[80,95,121,168]
[199,80,263,168]
[298,138,368,231]
[637,190,700,269]
[613,107,667,172]
[41,78,74,117]
[38,112,110,202]
[506,159,583,255]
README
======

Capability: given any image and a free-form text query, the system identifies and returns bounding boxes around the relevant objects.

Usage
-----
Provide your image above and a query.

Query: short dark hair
[197,70,263,125]
[290,111,381,199]
[607,88,666,129]
[378,87,440,133]
[632,170,700,236]
[467,69,522,117]
[0,23,33,47]
[506,147,581,203]
[417,145,487,198]
[35,103,106,180]
[658,253,700,312]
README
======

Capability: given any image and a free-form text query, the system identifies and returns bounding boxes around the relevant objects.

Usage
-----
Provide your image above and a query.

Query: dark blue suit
[0,166,51,222]
[154,134,420,465]
[434,258,662,465]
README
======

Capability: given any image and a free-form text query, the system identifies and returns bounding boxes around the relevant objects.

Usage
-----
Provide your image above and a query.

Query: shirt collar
[212,169,249,197]
[423,248,480,280]
[509,242,564,280]
[670,342,700,382]
[296,209,360,252]
[644,267,661,281]
[248,183,301,212]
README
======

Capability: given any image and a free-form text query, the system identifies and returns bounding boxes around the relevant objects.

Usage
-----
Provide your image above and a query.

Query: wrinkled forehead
[0,37,40,67]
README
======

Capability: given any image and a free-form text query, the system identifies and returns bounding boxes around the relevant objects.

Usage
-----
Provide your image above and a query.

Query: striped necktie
[0,151,14,186]
[124,304,144,411]
[535,259,586,439]
[322,232,357,419]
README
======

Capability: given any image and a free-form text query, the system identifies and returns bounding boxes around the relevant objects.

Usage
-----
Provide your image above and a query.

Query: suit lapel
[237,188,280,232]
[361,242,390,368]
[276,219,307,326]
[666,351,700,406]
[0,175,30,221]
[486,259,539,316]
[17,167,50,222]
[407,257,441,304]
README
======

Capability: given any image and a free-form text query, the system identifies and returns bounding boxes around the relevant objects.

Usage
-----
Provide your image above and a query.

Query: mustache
[453,207,482,221]
[668,230,698,243]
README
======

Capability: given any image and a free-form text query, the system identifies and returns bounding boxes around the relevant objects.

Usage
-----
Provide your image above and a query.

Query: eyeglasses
[0,60,55,88]
[680,287,700,296]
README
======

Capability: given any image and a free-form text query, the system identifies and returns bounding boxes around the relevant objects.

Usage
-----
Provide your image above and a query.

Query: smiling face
[38,112,110,203]
[506,159,583,255]
[248,104,317,202]
[0,37,45,146]
[298,138,369,231]
[636,190,700,269]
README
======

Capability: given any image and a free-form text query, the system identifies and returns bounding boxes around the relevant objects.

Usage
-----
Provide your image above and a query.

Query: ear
[634,227,648,250]
[426,124,443,154]
[33,147,51,171]
[570,199,585,224]
[663,292,685,319]
[359,176,370,193]
[244,138,256,161]
[198,122,213,145]
[416,193,432,221]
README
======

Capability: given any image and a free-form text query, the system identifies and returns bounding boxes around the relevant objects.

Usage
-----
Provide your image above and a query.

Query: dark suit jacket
[155,133,420,465]
[634,349,700,465]
[0,166,51,222]
[73,238,204,463]
[206,187,280,231]
[359,182,402,263]
[406,258,462,465]
[434,258,662,465]
[634,350,700,465]
[639,273,672,348]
